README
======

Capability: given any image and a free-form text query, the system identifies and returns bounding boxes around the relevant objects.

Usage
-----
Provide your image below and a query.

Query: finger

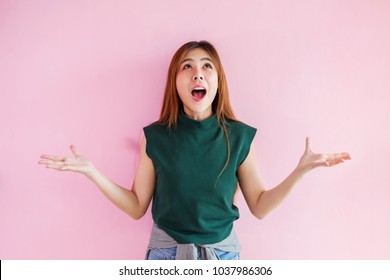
[326,158,347,166]
[40,155,66,161]
[45,162,65,170]
[45,161,78,171]
[41,157,84,168]
[341,153,351,160]
[46,164,71,171]
[70,145,81,158]
[305,137,312,153]
[325,153,351,161]
[39,158,68,166]
[38,159,53,165]
[332,152,350,158]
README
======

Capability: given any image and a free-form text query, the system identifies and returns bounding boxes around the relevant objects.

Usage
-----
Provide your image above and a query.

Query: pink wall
[1,0,389,259]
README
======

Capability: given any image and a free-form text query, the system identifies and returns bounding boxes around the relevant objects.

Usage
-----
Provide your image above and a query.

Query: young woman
[38,41,351,260]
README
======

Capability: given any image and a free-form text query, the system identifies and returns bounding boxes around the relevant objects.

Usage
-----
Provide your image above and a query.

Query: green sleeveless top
[143,111,257,244]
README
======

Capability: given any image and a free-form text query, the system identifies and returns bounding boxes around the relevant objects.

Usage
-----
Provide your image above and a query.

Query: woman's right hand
[39,145,96,177]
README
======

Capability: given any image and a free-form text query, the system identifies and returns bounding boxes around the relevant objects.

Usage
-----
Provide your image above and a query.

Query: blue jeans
[147,247,239,260]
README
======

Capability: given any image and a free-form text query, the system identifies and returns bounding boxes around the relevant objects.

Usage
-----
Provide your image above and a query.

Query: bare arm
[39,135,156,220]
[238,137,351,219]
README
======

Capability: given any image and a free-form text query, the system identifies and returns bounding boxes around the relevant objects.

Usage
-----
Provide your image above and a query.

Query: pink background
[1,0,389,260]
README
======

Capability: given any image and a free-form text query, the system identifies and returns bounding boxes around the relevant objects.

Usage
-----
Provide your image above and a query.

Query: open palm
[298,137,351,172]
[39,145,95,176]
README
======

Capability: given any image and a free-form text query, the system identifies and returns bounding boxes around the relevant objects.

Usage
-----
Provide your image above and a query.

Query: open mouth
[191,87,207,102]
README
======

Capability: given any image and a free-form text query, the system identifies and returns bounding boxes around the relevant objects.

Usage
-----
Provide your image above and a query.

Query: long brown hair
[158,41,240,185]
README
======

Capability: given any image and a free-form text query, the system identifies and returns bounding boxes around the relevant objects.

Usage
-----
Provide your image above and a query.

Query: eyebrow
[180,57,213,64]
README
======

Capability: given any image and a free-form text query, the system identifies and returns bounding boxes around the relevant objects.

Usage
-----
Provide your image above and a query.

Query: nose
[193,69,204,80]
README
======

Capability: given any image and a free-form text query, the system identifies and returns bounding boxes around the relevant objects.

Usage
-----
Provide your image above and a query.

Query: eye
[204,63,213,69]
[182,64,192,70]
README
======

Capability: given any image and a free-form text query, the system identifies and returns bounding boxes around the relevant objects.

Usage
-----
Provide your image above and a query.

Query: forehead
[182,48,212,61]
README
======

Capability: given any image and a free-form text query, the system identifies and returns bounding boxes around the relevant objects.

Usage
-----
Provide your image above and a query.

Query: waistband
[146,224,241,260]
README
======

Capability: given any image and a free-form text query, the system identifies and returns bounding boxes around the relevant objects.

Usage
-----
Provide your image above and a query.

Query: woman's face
[176,48,218,120]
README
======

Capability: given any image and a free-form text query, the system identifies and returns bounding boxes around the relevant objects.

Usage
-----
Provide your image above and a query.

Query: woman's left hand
[298,137,351,172]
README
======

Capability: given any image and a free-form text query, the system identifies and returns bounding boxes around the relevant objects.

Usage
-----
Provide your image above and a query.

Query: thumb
[70,144,81,157]
[305,137,312,153]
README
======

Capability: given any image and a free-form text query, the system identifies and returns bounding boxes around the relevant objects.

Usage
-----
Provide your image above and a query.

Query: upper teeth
[194,87,205,90]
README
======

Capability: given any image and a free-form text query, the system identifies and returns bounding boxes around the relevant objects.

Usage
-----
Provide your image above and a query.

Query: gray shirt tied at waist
[146,224,241,260]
